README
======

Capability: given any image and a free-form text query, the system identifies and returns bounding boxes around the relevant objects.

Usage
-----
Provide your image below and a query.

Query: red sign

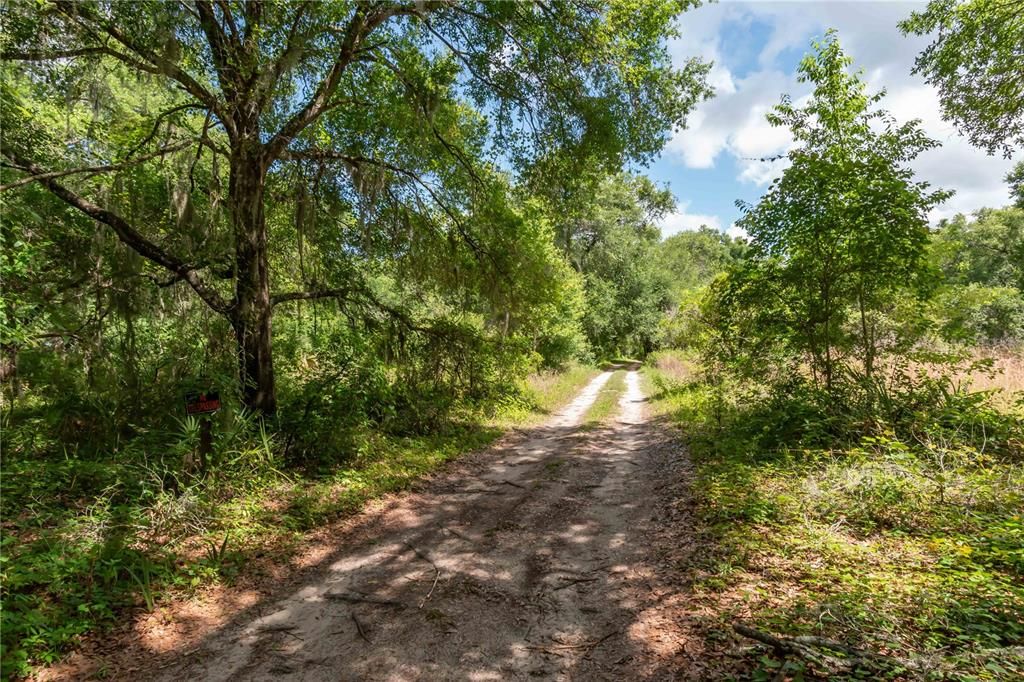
[185,390,221,415]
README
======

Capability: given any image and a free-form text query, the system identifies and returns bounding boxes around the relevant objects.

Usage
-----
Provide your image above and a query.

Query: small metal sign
[185,390,221,415]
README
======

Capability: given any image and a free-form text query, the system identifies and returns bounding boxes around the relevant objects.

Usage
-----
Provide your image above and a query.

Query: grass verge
[0,365,598,678]
[490,364,601,428]
[581,369,626,428]
[644,350,1024,681]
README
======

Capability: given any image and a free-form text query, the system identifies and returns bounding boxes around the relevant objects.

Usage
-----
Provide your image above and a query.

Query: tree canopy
[0,0,710,412]
[900,0,1024,158]
[1007,160,1024,208]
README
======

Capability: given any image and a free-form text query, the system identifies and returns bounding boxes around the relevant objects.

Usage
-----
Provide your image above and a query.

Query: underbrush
[645,356,1024,680]
[0,364,596,678]
[490,364,600,427]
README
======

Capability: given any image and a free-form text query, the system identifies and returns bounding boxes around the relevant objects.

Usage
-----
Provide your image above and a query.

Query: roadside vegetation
[0,364,598,677]
[2,0,1023,679]
[0,0,707,674]
[646,29,1024,682]
[647,349,1023,680]
[581,369,626,428]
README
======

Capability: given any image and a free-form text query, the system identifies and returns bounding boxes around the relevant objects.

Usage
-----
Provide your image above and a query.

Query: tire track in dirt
[145,369,709,681]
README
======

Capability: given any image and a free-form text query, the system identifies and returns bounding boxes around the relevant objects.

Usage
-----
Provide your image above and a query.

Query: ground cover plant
[645,348,1024,680]
[641,29,1024,681]
[0,0,711,675]
[0,364,598,677]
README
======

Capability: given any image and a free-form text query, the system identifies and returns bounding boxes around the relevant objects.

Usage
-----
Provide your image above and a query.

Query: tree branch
[2,41,168,79]
[282,148,496,273]
[264,2,431,162]
[214,0,243,52]
[271,287,351,306]
[243,0,264,46]
[1,47,110,61]
[194,1,238,96]
[53,0,235,139]
[144,260,234,288]
[124,103,208,157]
[255,1,312,112]
[3,151,233,315]
[366,49,482,183]
[0,141,193,192]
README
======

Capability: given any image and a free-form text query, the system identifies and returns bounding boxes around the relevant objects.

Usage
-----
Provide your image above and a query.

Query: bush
[644,351,1024,678]
[933,284,1024,344]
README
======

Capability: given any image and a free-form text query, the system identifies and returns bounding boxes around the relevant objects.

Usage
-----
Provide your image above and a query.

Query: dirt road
[155,369,707,680]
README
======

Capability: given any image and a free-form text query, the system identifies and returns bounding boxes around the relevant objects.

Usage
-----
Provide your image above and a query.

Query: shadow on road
[56,384,726,681]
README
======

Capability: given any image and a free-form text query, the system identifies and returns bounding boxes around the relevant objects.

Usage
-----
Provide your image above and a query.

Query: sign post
[185,390,221,471]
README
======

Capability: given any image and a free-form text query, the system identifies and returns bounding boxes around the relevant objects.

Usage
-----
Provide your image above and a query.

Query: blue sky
[646,1,1018,238]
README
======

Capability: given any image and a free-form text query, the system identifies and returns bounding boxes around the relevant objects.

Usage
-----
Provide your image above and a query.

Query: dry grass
[646,344,1024,399]
[648,349,698,384]
[969,346,1024,397]
[919,346,1024,409]
[644,355,1024,680]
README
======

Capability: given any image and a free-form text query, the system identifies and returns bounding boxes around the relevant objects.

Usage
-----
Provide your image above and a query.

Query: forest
[0,1,1022,680]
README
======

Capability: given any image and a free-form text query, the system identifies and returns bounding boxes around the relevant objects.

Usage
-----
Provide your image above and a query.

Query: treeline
[0,0,707,455]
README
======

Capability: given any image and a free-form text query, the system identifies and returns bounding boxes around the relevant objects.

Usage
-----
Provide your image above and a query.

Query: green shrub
[933,284,1024,344]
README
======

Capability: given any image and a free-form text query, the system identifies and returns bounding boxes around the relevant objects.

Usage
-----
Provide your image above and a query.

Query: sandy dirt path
[147,369,705,681]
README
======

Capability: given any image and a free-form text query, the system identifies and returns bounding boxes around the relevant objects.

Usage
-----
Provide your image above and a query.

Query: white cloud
[667,68,795,171]
[659,201,723,237]
[726,222,749,240]
[881,83,1016,220]
[665,1,1017,221]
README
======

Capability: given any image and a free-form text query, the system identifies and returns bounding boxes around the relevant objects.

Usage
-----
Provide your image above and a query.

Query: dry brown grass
[969,346,1024,397]
[649,350,698,384]
[961,347,1024,410]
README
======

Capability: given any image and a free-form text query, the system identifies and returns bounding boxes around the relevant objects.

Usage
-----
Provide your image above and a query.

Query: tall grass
[969,345,1024,399]
[643,353,1024,680]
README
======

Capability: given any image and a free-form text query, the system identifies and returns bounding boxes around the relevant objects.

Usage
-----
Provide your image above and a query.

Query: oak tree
[1,0,709,412]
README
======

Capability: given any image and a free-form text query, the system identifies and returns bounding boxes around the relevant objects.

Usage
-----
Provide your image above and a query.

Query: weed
[0,365,598,677]
[644,356,1024,680]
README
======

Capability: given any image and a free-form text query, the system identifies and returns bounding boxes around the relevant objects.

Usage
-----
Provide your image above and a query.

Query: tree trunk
[858,287,874,381]
[229,141,277,413]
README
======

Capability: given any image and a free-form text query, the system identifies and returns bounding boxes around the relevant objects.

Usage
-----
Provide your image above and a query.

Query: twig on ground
[352,613,372,643]
[419,568,441,608]
[324,591,404,607]
[404,540,442,608]
[732,623,920,674]
[553,576,600,590]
